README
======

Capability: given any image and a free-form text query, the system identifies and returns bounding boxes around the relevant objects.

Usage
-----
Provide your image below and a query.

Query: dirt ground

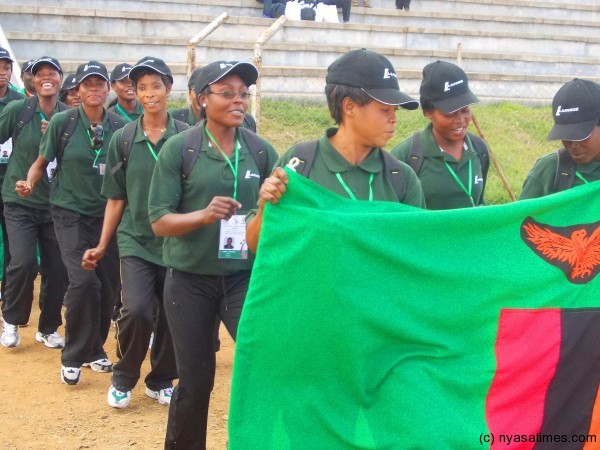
[0,292,234,450]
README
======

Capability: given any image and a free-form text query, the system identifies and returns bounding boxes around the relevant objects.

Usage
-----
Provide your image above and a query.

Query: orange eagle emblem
[521,217,600,284]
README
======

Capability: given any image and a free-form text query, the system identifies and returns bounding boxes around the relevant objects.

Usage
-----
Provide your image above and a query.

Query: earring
[202,103,206,108]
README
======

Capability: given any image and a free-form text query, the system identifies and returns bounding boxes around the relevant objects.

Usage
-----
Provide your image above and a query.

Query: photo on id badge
[0,138,12,164]
[219,213,248,259]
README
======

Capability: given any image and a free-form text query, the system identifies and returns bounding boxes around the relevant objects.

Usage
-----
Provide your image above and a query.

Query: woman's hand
[15,180,33,198]
[258,167,289,209]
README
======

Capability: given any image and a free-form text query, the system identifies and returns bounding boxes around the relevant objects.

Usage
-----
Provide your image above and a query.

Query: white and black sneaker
[35,331,65,349]
[145,387,173,406]
[61,366,81,385]
[83,358,113,373]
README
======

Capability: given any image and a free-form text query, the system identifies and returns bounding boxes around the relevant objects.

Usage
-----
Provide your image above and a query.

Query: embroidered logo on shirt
[245,170,260,179]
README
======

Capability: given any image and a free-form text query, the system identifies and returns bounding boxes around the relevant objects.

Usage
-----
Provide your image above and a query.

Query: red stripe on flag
[486,309,561,449]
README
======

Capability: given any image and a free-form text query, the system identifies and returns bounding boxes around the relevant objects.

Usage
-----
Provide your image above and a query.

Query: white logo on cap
[84,64,101,71]
[555,105,579,116]
[383,68,397,79]
[220,63,234,69]
[122,66,130,72]
[444,79,464,92]
[144,59,155,64]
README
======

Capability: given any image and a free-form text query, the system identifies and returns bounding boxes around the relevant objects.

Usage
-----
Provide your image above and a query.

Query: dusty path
[0,300,233,449]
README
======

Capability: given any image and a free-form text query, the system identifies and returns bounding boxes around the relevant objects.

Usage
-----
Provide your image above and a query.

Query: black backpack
[291,140,407,200]
[552,147,576,193]
[53,108,124,179]
[12,96,69,143]
[178,125,270,185]
[110,119,189,174]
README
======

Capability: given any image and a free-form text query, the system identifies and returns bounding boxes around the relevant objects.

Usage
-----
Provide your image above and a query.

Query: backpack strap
[291,140,319,177]
[468,132,490,180]
[553,147,576,193]
[12,96,39,143]
[181,126,205,179]
[173,119,189,134]
[106,110,125,132]
[407,131,424,174]
[239,127,270,185]
[380,150,407,200]
[110,121,138,175]
[53,107,80,179]
[292,140,407,200]
[243,113,257,133]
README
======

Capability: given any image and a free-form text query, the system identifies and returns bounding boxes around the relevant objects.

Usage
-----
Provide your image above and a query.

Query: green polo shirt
[168,107,198,127]
[40,106,128,217]
[391,124,486,210]
[148,122,278,275]
[274,128,424,206]
[102,114,187,266]
[519,152,600,200]
[0,98,63,209]
[0,87,25,181]
[107,101,143,123]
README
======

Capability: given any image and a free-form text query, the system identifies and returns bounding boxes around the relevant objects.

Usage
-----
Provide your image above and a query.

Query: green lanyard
[116,103,134,122]
[444,159,475,207]
[38,111,48,121]
[85,128,102,167]
[575,171,589,184]
[335,172,374,201]
[205,128,240,200]
[145,140,159,161]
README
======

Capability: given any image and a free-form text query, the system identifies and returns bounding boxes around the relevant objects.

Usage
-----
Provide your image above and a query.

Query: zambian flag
[229,169,600,449]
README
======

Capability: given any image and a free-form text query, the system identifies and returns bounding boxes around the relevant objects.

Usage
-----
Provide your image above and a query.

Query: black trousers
[0,195,10,302]
[1,202,67,333]
[164,268,250,450]
[321,0,352,22]
[112,256,177,392]
[51,205,120,367]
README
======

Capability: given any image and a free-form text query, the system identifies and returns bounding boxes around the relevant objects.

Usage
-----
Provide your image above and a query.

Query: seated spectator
[256,0,287,18]
[319,0,352,22]
[396,0,411,10]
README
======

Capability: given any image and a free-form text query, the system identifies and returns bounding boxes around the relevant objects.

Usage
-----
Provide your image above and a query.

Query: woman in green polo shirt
[247,49,424,252]
[107,63,143,123]
[81,56,183,410]
[391,61,488,210]
[148,60,278,449]
[22,60,127,386]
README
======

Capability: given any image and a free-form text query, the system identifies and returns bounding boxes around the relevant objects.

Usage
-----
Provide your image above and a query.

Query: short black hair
[420,98,436,113]
[325,84,372,124]
[198,86,210,120]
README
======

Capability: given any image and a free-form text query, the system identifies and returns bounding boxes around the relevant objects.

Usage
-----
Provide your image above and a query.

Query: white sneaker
[1,320,20,348]
[35,331,65,349]
[61,366,81,385]
[83,358,113,373]
[145,387,173,406]
[107,385,131,409]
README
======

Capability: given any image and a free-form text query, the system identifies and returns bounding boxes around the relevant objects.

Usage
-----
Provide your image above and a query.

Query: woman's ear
[342,97,355,117]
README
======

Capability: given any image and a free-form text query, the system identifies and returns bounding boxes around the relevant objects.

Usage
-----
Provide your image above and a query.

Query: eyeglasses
[89,123,104,150]
[207,90,252,100]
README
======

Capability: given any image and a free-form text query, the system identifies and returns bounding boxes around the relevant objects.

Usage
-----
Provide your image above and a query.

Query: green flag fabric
[229,169,600,449]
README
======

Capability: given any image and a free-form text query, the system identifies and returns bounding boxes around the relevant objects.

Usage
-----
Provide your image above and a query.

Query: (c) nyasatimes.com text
[479,432,597,446]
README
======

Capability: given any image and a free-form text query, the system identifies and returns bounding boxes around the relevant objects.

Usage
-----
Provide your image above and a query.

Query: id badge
[219,213,248,259]
[97,163,106,175]
[46,159,57,181]
[0,138,13,164]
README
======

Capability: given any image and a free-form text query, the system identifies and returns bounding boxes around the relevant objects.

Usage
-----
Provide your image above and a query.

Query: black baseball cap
[547,78,600,142]
[76,60,109,84]
[31,56,63,75]
[194,61,258,94]
[188,67,202,90]
[419,60,479,113]
[110,63,133,82]
[0,47,13,63]
[326,49,418,109]
[129,56,173,84]
[61,73,78,91]
[21,59,35,73]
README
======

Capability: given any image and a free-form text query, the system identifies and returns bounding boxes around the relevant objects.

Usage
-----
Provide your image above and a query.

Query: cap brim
[432,90,479,114]
[362,88,419,110]
[211,62,258,89]
[546,119,596,141]
[32,61,63,75]
[129,64,173,84]
[0,56,14,63]
[77,72,109,84]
